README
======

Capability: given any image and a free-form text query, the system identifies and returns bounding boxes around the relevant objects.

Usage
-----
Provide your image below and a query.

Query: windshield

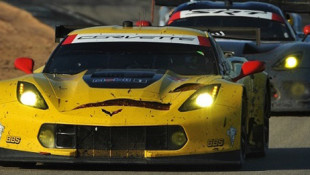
[44,42,218,75]
[170,16,295,41]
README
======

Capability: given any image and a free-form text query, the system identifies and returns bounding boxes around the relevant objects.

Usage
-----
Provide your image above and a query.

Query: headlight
[38,124,55,148]
[284,56,298,69]
[196,93,213,107]
[179,84,220,112]
[20,91,37,106]
[171,131,187,147]
[273,53,302,70]
[17,81,48,109]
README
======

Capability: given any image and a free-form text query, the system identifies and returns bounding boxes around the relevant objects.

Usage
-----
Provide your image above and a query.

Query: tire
[0,161,36,167]
[239,93,248,166]
[256,84,271,156]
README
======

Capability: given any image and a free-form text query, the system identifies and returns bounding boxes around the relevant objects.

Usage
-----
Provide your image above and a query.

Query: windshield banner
[63,33,209,46]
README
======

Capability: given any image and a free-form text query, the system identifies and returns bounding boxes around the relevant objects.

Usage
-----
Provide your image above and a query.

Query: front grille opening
[57,134,75,148]
[43,124,187,154]
[56,125,76,148]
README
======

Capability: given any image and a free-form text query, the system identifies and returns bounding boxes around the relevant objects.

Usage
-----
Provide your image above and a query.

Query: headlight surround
[179,84,220,112]
[17,81,48,109]
[273,53,302,70]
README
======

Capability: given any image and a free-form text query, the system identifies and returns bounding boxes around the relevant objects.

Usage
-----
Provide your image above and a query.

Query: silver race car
[165,0,310,115]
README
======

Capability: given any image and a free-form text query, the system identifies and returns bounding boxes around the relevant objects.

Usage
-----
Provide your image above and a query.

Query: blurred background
[1,0,309,80]
[3,0,158,26]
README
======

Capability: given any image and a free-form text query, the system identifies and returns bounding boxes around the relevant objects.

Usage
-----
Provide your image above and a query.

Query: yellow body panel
[69,26,207,38]
[0,73,243,157]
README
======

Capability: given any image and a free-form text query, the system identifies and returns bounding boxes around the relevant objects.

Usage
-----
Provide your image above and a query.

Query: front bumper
[0,101,242,159]
[270,79,310,114]
[0,148,240,165]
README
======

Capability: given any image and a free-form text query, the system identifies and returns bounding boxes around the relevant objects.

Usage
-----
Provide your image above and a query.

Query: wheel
[239,93,248,165]
[256,84,271,156]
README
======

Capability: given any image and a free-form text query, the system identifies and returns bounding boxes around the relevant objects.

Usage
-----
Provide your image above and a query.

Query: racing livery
[0,23,269,166]
[166,0,310,114]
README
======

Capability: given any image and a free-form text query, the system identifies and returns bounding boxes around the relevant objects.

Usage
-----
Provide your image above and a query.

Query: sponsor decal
[207,138,224,147]
[92,78,148,84]
[0,123,4,141]
[197,36,211,46]
[227,126,237,147]
[210,31,226,37]
[172,9,284,23]
[6,136,21,144]
[67,33,210,46]
[180,9,273,19]
[62,34,78,45]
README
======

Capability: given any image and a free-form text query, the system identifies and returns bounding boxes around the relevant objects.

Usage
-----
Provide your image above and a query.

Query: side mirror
[304,25,310,35]
[233,61,265,82]
[14,57,34,74]
[303,24,310,41]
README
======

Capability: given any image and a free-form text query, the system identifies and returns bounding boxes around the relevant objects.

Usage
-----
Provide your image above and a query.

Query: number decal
[6,136,21,144]
[207,138,224,147]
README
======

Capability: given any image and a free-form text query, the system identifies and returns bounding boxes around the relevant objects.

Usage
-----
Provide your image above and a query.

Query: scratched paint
[0,123,4,141]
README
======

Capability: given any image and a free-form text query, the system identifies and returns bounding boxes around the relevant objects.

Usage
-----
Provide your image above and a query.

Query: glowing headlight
[20,91,37,106]
[17,81,48,109]
[273,53,302,70]
[179,84,220,112]
[285,56,298,69]
[196,93,213,107]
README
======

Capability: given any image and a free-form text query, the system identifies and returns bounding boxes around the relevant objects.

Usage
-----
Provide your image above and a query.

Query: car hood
[217,39,310,70]
[38,70,220,112]
[217,39,283,57]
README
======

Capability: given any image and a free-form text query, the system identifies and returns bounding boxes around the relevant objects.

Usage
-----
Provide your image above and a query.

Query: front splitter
[0,148,240,165]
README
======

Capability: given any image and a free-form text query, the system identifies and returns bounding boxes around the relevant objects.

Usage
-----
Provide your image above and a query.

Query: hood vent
[91,71,155,78]
[84,70,163,89]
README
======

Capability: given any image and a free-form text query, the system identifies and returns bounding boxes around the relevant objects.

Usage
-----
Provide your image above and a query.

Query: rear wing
[194,27,261,45]
[55,25,94,42]
[233,0,310,13]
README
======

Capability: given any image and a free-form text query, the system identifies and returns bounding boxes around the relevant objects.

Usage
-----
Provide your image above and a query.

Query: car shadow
[243,148,310,171]
[9,148,310,172]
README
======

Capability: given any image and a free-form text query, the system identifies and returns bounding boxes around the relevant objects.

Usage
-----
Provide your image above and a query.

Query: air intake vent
[91,71,154,78]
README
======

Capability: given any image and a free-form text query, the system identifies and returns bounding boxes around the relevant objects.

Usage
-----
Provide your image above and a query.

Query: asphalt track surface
[0,117,309,175]
[2,1,310,174]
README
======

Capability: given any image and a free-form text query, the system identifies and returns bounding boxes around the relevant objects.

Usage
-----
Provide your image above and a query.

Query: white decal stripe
[71,33,201,45]
[180,9,272,20]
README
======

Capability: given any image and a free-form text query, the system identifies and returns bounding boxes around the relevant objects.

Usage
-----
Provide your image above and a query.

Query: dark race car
[166,0,310,115]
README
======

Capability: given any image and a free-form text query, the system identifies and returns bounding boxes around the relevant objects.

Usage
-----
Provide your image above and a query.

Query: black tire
[256,84,271,156]
[239,93,248,166]
[0,161,36,168]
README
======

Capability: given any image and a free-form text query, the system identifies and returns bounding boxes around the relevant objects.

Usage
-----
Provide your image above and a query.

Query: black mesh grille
[53,124,186,157]
[75,126,184,150]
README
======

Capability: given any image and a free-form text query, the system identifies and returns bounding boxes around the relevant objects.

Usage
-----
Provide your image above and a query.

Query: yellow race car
[0,21,269,166]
